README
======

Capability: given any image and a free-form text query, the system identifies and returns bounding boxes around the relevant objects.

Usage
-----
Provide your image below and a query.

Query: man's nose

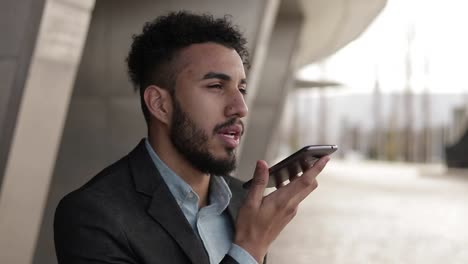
[225,89,248,118]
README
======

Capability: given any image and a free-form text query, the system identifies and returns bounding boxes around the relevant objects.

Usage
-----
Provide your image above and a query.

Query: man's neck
[148,136,210,208]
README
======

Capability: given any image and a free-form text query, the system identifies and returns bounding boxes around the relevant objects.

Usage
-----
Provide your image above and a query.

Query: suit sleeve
[54,193,138,264]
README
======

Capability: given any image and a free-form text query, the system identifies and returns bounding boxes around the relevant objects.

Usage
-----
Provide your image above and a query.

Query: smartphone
[242,145,338,189]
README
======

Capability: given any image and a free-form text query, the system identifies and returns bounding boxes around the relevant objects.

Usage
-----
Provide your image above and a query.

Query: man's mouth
[216,124,243,148]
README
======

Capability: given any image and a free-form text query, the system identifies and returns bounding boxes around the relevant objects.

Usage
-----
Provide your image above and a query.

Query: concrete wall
[0,1,95,263]
[33,1,272,263]
[0,0,45,189]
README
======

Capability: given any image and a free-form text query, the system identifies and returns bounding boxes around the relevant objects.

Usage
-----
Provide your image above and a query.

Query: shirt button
[188,192,194,199]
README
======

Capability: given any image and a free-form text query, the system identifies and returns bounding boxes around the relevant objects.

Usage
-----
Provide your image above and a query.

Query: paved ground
[268,160,468,264]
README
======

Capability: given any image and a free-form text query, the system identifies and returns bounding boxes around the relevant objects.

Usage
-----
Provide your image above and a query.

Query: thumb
[245,160,269,206]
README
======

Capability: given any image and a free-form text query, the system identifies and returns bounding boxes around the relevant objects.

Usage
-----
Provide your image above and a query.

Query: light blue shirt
[145,139,257,264]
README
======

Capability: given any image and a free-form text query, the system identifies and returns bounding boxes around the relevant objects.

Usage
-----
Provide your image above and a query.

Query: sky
[297,0,468,94]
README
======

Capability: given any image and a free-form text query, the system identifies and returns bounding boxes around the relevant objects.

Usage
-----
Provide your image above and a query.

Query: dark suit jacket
[54,140,248,264]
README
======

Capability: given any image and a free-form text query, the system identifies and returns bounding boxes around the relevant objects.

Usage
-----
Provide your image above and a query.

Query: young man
[54,11,330,264]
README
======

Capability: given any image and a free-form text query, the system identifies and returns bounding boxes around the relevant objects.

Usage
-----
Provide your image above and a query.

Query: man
[54,11,330,264]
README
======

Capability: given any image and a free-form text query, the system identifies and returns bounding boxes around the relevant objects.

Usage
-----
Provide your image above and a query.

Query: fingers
[287,157,319,184]
[299,158,312,173]
[288,155,330,204]
[275,176,286,189]
[288,164,299,182]
[244,160,269,207]
[305,156,330,178]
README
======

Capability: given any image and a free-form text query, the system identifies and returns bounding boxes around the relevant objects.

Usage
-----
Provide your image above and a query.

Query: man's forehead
[175,43,246,78]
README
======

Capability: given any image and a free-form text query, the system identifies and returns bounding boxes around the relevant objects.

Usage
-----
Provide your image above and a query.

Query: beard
[169,98,238,176]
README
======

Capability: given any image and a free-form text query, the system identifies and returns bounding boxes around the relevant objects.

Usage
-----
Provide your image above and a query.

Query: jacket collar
[128,139,210,264]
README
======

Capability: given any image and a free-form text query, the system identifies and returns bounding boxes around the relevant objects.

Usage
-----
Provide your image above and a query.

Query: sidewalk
[268,160,468,264]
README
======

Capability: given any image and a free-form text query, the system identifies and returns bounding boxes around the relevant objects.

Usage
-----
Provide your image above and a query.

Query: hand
[234,156,330,263]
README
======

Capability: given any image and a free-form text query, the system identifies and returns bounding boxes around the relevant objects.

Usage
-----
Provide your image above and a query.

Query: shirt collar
[144,138,231,212]
[209,174,232,213]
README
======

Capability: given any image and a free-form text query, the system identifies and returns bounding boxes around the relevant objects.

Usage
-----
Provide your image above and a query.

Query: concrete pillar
[237,8,304,181]
[0,0,45,190]
[0,1,95,263]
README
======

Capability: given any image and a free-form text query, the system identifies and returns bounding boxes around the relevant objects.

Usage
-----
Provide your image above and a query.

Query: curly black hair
[126,11,250,124]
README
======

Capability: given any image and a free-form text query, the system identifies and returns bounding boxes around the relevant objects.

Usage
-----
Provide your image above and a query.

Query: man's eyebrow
[202,72,247,85]
[202,72,231,81]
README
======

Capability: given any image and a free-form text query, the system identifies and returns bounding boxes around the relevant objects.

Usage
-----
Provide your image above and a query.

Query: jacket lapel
[223,176,247,224]
[147,184,210,264]
[129,140,210,264]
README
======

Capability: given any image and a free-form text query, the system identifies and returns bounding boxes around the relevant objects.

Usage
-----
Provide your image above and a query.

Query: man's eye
[208,84,222,89]
[239,88,247,95]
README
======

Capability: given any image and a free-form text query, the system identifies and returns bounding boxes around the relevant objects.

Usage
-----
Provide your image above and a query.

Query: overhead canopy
[285,0,387,68]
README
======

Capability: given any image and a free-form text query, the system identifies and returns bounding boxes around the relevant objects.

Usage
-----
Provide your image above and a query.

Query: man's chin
[215,148,236,160]
[208,153,237,175]
[212,154,236,166]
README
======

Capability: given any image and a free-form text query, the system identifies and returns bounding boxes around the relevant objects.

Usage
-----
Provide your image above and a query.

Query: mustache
[213,118,244,136]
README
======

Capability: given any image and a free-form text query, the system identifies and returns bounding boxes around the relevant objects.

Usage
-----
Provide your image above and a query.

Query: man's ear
[143,85,172,125]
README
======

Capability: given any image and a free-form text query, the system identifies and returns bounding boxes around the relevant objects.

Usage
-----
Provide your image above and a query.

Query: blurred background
[1,0,467,263]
